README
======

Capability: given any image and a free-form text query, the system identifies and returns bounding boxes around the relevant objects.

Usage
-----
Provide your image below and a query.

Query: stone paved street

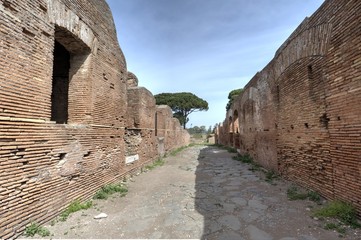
[24,145,359,239]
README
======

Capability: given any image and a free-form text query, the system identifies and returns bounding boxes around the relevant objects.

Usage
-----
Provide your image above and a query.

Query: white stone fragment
[94,213,108,219]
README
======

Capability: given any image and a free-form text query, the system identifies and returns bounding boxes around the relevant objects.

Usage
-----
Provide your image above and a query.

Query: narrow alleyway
[22,145,357,239]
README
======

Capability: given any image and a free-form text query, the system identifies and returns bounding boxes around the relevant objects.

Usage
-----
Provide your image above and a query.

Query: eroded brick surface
[0,0,189,238]
[217,0,361,214]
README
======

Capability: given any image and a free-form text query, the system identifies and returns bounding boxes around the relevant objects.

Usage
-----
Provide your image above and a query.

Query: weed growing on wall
[59,200,92,221]
[307,191,321,203]
[24,222,50,237]
[145,158,165,170]
[93,183,128,200]
[232,154,252,163]
[313,200,361,227]
[287,185,321,204]
[324,222,346,235]
[287,186,309,200]
[226,146,237,153]
[265,171,279,184]
[170,146,188,156]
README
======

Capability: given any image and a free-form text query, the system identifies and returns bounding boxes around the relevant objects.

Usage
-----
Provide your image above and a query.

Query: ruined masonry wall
[0,0,189,238]
[217,0,361,214]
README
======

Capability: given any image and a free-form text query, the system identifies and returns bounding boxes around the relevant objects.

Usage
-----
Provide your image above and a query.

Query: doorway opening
[51,40,70,123]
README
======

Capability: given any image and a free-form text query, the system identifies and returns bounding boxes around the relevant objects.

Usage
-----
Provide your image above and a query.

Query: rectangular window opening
[51,25,92,124]
[155,112,158,136]
[308,65,313,80]
[51,40,70,124]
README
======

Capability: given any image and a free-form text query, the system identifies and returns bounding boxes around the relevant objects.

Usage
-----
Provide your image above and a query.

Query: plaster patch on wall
[55,141,88,177]
[125,154,139,164]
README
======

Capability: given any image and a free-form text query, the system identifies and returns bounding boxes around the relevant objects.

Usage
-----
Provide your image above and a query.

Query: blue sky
[106,0,324,129]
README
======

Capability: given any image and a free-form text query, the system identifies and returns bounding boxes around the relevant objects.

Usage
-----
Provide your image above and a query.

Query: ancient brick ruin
[217,0,361,214]
[0,0,189,238]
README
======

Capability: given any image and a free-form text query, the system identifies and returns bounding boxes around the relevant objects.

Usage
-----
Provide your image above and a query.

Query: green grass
[59,200,92,221]
[324,222,346,234]
[248,163,261,172]
[287,186,309,200]
[307,191,321,204]
[170,145,188,156]
[24,222,50,237]
[214,144,238,153]
[232,153,266,174]
[232,154,253,163]
[93,183,128,200]
[313,200,361,227]
[265,171,279,184]
[225,146,237,153]
[287,186,323,203]
[145,158,165,170]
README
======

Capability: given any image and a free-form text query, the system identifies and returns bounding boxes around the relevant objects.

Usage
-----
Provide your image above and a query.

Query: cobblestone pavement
[22,145,359,239]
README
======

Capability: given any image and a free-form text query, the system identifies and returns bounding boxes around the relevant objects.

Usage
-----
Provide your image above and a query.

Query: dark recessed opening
[308,65,313,80]
[276,85,280,103]
[39,4,47,12]
[22,28,35,37]
[51,41,70,124]
[155,112,158,136]
[83,151,91,157]
[320,113,330,129]
[59,153,67,160]
[3,0,17,12]
[42,31,51,37]
[291,125,294,130]
[103,73,108,80]
[305,123,309,128]
[0,138,15,142]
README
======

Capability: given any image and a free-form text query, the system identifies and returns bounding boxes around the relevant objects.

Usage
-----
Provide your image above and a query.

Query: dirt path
[21,145,360,239]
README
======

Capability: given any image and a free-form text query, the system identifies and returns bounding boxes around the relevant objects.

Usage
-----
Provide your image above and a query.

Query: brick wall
[125,82,187,171]
[216,0,361,213]
[0,0,189,238]
[155,105,190,155]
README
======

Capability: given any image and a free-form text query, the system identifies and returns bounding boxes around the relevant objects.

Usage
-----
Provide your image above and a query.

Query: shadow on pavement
[193,145,348,240]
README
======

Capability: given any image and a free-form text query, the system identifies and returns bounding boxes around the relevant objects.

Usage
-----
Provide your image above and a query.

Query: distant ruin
[0,0,189,238]
[217,0,361,215]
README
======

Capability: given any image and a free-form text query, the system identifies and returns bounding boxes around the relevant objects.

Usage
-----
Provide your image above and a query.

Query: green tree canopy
[226,88,243,111]
[154,92,209,129]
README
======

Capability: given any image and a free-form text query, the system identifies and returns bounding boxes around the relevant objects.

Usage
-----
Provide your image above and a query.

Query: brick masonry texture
[216,0,361,215]
[0,0,189,238]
